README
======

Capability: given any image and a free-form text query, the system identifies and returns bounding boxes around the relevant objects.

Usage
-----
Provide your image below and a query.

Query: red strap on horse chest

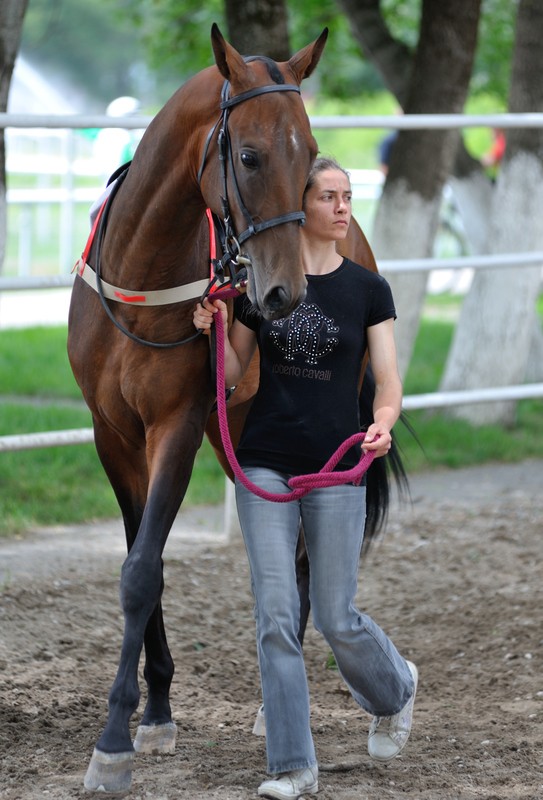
[81,198,108,265]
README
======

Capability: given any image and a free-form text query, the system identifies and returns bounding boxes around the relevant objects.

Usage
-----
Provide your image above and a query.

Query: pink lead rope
[213,307,376,503]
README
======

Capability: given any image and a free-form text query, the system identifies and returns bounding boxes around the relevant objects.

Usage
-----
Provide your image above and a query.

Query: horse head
[200,24,328,320]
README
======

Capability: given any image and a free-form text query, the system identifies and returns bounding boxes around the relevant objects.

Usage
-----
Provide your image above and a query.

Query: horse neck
[101,72,223,288]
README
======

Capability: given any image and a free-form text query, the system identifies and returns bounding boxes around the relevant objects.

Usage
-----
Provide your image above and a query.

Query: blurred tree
[223,0,290,59]
[118,0,383,99]
[118,0,513,102]
[440,0,543,424]
[341,0,542,422]
[19,0,515,107]
[379,0,514,99]
[339,0,513,249]
[338,0,482,376]
[0,0,29,276]
[21,0,157,108]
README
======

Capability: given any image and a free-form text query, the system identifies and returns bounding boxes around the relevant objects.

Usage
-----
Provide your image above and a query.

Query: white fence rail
[1,112,542,453]
[2,249,543,294]
[2,111,543,129]
[1,382,543,453]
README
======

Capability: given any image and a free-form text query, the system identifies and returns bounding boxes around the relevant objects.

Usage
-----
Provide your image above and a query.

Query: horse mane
[243,55,285,85]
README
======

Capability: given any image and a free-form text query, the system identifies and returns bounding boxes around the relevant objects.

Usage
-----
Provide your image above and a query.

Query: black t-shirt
[233,257,396,476]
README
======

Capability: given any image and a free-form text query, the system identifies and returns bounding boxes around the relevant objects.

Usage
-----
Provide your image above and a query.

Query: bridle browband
[89,70,307,349]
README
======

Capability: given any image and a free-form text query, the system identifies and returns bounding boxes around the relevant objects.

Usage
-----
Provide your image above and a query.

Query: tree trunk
[440,0,543,425]
[526,316,543,382]
[339,0,493,254]
[341,0,481,376]
[0,0,29,274]
[337,0,413,105]
[448,153,493,256]
[224,0,290,60]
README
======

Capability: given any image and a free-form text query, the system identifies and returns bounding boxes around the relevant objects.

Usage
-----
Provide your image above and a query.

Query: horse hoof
[83,747,134,794]
[133,721,177,754]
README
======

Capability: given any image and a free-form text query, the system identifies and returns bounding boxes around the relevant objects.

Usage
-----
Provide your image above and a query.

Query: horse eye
[240,151,259,169]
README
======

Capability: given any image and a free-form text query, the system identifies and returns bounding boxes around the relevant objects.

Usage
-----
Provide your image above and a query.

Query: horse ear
[288,28,328,84]
[210,22,248,82]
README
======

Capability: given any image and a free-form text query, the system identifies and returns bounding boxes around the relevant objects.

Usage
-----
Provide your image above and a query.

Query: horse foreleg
[84,540,166,793]
[84,417,204,793]
[105,467,177,752]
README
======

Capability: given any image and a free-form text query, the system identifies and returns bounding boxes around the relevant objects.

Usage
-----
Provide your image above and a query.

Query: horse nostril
[263,285,307,319]
[265,286,289,314]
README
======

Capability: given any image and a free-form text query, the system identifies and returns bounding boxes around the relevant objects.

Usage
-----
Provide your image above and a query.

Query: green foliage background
[21,0,514,110]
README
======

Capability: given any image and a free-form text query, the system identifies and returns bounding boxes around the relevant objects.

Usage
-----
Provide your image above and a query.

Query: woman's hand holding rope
[193,297,228,337]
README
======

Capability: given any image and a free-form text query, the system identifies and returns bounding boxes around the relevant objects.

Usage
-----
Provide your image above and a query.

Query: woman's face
[302,168,352,243]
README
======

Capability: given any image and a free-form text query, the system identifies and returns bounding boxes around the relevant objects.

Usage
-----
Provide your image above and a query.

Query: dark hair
[304,157,351,199]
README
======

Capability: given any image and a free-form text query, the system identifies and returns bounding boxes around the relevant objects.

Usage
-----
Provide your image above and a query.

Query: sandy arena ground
[0,460,542,799]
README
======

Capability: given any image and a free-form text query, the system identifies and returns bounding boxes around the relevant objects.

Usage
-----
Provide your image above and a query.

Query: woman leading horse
[68,25,409,795]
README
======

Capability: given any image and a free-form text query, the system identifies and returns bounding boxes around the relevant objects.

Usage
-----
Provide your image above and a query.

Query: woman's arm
[193,297,257,387]
[364,318,403,457]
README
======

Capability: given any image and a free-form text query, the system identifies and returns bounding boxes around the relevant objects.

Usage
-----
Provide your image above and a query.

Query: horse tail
[359,364,417,551]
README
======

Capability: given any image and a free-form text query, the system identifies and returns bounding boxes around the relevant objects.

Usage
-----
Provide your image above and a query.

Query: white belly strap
[73,258,210,305]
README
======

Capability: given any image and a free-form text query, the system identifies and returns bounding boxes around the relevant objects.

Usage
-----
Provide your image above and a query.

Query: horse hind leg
[134,720,177,756]
[118,497,177,754]
[295,524,311,646]
[133,597,177,755]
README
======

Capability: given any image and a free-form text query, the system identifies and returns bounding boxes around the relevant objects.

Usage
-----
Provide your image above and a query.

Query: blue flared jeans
[235,467,414,775]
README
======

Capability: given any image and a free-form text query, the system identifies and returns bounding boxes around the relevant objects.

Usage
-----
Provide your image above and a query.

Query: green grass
[396,398,543,473]
[1,307,542,537]
[0,324,226,534]
[0,404,118,530]
[0,398,225,536]
[0,326,81,398]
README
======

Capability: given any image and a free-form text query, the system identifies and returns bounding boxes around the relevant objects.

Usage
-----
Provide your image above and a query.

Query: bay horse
[68,24,408,794]
[68,23,330,794]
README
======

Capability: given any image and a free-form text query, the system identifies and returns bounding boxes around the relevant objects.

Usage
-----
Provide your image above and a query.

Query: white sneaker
[368,660,418,762]
[257,765,318,799]
[253,704,266,736]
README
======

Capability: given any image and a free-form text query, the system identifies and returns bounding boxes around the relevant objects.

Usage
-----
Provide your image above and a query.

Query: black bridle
[92,75,306,349]
[197,75,306,286]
